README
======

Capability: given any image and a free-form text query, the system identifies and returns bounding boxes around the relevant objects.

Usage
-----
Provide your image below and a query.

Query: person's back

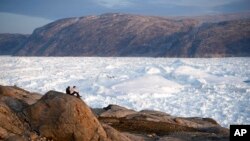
[66,86,71,94]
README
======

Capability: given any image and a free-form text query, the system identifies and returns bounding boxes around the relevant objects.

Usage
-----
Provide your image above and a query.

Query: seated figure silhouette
[66,86,81,98]
[66,86,71,95]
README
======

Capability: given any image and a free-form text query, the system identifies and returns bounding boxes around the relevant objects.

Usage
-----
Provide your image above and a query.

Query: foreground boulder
[0,85,41,140]
[0,85,130,141]
[0,85,41,106]
[0,101,27,140]
[95,105,229,141]
[23,91,109,141]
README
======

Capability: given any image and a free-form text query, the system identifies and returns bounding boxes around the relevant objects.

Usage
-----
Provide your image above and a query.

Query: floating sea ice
[145,66,162,74]
[1,57,249,128]
[111,74,183,94]
[173,66,245,85]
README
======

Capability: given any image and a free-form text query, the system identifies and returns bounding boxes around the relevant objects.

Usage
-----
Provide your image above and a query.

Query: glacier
[0,57,249,127]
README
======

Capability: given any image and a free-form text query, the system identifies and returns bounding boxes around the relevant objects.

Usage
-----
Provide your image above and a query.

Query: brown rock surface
[0,85,41,106]
[0,85,37,140]
[0,102,27,140]
[99,104,136,118]
[23,90,109,141]
[102,124,131,141]
[0,85,130,141]
[96,105,229,141]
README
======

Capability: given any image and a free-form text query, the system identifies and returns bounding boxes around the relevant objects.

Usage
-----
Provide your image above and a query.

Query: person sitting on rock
[70,86,81,98]
[66,86,71,95]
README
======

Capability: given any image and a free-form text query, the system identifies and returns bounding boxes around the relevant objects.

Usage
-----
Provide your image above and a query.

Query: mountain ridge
[1,12,250,57]
[0,33,29,55]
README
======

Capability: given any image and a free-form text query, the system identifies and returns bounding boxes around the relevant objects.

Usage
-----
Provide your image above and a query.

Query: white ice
[0,57,249,128]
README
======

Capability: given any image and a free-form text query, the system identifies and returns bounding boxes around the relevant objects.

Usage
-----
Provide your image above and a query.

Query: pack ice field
[0,57,249,127]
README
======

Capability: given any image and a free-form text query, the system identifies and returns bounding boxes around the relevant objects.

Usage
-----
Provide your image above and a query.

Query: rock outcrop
[0,85,229,141]
[0,85,40,140]
[95,105,229,141]
[0,85,112,141]
[23,91,108,141]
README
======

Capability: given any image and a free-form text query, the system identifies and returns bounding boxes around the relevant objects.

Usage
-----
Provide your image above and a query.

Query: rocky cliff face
[0,85,229,141]
[173,20,250,57]
[16,13,198,57]
[8,13,249,57]
[0,34,28,55]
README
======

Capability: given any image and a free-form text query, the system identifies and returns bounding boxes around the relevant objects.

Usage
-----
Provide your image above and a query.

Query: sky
[0,0,250,34]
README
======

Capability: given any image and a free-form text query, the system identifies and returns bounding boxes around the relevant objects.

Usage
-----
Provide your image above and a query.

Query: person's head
[73,86,76,88]
[67,86,70,88]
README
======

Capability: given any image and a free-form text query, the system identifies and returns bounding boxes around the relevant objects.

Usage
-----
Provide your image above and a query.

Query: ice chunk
[112,75,183,94]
